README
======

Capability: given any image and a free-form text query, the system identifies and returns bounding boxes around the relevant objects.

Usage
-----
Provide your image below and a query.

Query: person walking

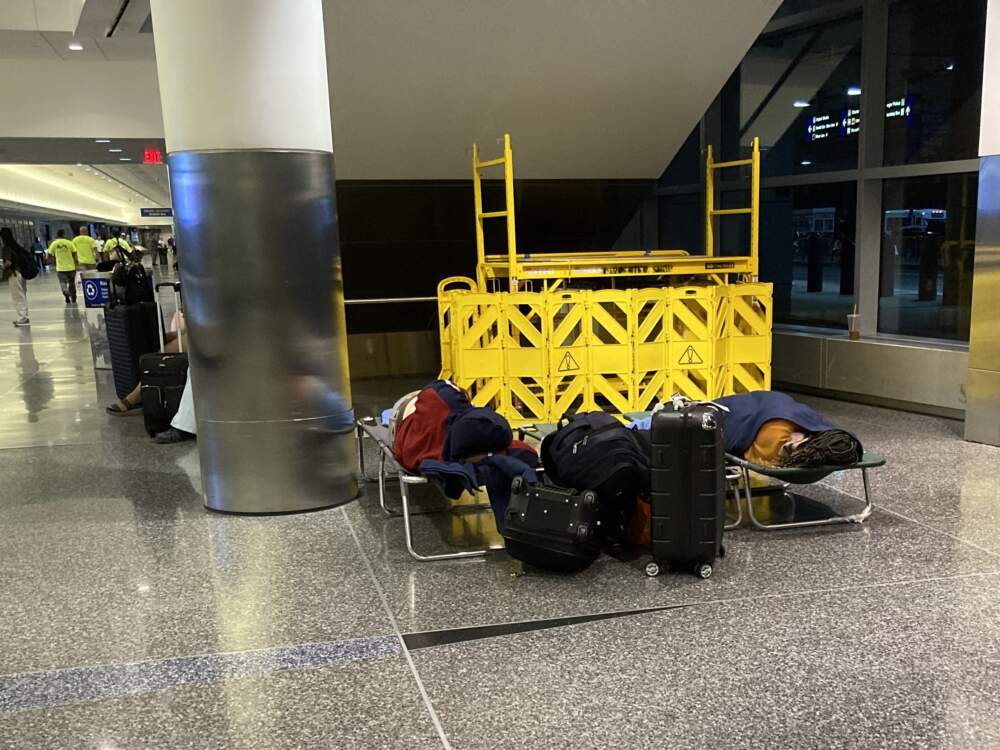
[47,229,78,304]
[31,236,47,273]
[104,232,136,264]
[72,225,99,271]
[2,227,35,327]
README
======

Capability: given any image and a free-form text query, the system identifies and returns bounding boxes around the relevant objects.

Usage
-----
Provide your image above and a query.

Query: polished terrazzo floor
[3,272,1000,748]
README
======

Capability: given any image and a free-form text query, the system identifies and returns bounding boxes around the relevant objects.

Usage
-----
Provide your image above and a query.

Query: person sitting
[105,329,185,416]
[152,369,196,444]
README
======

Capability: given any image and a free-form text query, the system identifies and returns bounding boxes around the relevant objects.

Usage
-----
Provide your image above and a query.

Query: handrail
[344,296,437,306]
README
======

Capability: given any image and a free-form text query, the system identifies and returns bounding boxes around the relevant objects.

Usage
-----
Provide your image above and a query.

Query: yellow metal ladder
[472,133,520,290]
[705,136,760,279]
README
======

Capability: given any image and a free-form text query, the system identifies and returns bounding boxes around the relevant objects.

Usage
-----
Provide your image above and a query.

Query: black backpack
[111,262,153,304]
[14,245,38,280]
[540,412,650,544]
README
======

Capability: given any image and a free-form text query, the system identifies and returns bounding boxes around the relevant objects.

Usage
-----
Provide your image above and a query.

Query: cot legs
[741,466,874,531]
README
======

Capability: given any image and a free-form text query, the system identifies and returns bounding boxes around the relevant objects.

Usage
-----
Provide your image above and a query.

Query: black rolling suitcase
[647,400,726,579]
[140,283,188,437]
[106,300,159,399]
[502,476,601,573]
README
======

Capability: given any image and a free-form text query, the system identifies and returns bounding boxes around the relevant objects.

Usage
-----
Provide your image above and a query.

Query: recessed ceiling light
[95,139,111,143]
[793,100,810,108]
[119,157,132,161]
[847,86,862,96]
[946,62,955,71]
[68,40,84,51]
[801,160,813,166]
[108,148,123,153]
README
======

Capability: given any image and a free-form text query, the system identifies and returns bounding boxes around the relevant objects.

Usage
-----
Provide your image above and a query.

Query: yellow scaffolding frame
[705,135,760,278]
[445,132,772,423]
[473,134,519,290]
[471,133,762,290]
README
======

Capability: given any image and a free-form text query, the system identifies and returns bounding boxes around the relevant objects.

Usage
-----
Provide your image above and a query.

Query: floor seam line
[817,478,1000,560]
[340,506,453,750]
[398,571,1000,648]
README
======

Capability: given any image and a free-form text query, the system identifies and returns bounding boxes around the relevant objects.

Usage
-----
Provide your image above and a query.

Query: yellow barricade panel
[438,281,772,424]
[725,283,773,394]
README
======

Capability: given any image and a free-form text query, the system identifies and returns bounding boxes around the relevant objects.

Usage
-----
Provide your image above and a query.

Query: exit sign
[143,148,163,165]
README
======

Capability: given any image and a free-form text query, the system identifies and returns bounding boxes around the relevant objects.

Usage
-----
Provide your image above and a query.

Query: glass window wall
[878,172,977,339]
[762,182,857,328]
[883,0,986,165]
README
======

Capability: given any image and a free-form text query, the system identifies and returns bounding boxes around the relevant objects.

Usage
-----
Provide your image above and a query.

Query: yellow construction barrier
[439,133,772,424]
[439,282,771,423]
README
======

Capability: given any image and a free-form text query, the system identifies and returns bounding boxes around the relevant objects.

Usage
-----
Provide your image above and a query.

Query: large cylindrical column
[150,0,356,512]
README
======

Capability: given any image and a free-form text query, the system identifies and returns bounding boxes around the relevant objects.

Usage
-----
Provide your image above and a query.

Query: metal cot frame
[355,418,496,562]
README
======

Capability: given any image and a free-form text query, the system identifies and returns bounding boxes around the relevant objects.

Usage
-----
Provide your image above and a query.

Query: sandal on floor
[106,398,142,416]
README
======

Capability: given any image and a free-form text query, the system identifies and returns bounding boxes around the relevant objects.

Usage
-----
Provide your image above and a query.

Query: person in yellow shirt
[47,229,78,304]
[72,226,99,271]
[104,232,136,264]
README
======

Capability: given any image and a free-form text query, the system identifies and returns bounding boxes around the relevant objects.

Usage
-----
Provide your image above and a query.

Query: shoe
[12,318,30,327]
[106,398,143,416]
[153,427,195,444]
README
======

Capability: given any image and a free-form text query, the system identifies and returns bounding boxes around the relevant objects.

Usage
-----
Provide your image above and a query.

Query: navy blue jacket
[629,391,841,456]
[715,391,838,455]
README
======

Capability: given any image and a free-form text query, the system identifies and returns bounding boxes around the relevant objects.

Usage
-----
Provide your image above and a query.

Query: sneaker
[153,427,195,444]
[12,318,29,327]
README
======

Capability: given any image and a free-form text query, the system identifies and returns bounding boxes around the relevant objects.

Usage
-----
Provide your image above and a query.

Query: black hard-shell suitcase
[502,476,601,573]
[141,283,188,436]
[106,301,159,399]
[647,401,725,579]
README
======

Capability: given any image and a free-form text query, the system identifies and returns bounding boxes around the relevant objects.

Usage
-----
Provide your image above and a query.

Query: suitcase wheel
[695,563,713,579]
[644,561,661,578]
[576,524,591,541]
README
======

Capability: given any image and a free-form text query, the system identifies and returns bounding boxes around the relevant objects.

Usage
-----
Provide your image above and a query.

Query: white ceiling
[0,0,85,33]
[322,0,782,178]
[0,0,780,180]
[0,29,154,60]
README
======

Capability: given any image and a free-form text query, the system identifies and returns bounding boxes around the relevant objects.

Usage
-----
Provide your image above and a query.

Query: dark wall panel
[337,178,652,332]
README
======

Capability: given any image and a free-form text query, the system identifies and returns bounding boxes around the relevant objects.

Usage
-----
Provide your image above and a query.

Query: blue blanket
[629,391,840,456]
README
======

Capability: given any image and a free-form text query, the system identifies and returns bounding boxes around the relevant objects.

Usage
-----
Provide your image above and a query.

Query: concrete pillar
[965,0,1000,445]
[149,0,356,511]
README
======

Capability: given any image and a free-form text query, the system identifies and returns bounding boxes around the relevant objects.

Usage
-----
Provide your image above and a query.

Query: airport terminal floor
[4,272,1000,748]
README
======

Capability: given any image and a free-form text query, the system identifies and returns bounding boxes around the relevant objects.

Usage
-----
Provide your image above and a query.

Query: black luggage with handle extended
[106,300,159,400]
[502,476,601,573]
[647,400,726,579]
[140,282,188,437]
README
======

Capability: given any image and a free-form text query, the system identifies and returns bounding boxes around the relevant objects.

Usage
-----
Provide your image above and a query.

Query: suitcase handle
[155,282,183,353]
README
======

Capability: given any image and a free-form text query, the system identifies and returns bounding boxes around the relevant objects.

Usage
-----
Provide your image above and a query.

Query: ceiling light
[793,100,810,108]
[95,139,111,143]
[847,86,862,96]
[108,148,123,153]
[946,62,955,71]
[119,157,132,161]
[68,40,84,51]
[801,160,813,166]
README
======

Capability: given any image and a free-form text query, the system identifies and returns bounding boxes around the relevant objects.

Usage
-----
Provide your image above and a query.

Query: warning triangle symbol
[558,351,580,372]
[678,345,704,365]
